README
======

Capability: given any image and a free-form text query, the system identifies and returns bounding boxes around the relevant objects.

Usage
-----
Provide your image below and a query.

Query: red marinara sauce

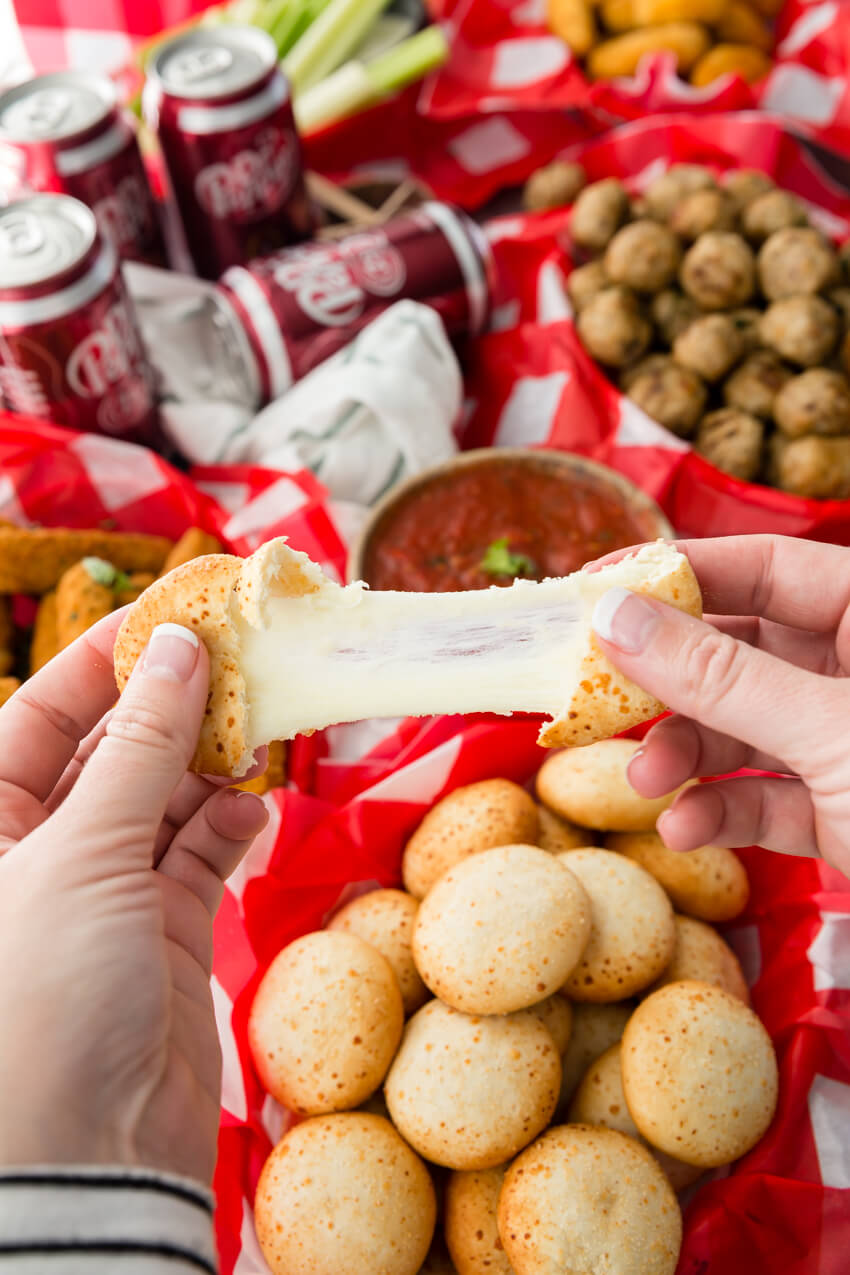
[363,457,659,592]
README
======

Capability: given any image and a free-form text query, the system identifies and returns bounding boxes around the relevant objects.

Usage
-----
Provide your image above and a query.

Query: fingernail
[592,587,660,653]
[141,623,199,683]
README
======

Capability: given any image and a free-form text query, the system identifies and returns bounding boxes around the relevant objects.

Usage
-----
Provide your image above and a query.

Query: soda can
[143,27,314,280]
[0,71,165,266]
[217,201,494,400]
[0,193,160,446]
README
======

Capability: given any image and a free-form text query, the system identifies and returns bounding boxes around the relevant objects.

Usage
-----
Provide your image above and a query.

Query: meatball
[773,368,850,438]
[626,362,707,437]
[566,260,610,312]
[673,313,744,381]
[760,296,838,367]
[695,409,764,481]
[742,190,808,243]
[650,289,699,345]
[576,286,652,367]
[524,160,587,212]
[604,220,682,293]
[721,168,774,212]
[758,227,839,302]
[644,165,716,221]
[772,435,850,499]
[569,178,629,252]
[723,351,792,419]
[828,286,850,331]
[680,232,756,309]
[670,188,737,241]
[729,307,763,355]
[619,353,676,391]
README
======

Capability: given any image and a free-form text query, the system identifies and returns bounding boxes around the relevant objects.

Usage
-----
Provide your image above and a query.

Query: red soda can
[143,27,314,280]
[0,194,160,445]
[217,202,493,400]
[0,71,165,267]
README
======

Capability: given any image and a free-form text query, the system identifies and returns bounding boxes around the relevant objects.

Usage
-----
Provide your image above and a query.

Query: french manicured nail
[592,587,660,653]
[141,623,199,682]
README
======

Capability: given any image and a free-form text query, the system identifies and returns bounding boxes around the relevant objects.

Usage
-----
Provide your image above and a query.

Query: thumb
[591,587,836,775]
[56,623,210,868]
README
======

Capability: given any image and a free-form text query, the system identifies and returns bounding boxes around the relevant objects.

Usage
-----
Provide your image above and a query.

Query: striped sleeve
[0,1168,217,1273]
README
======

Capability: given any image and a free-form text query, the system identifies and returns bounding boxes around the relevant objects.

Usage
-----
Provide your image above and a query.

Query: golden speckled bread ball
[604,830,749,922]
[385,999,561,1170]
[650,915,750,1003]
[412,845,591,1014]
[402,779,539,900]
[531,994,573,1055]
[557,1000,634,1113]
[536,803,594,853]
[568,1043,702,1192]
[557,849,675,1002]
[498,1125,682,1275]
[248,930,404,1115]
[622,981,778,1167]
[255,1113,436,1275]
[537,740,686,833]
[328,888,429,1015]
[445,1167,511,1275]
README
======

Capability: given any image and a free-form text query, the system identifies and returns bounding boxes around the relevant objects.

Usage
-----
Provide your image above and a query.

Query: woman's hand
[0,616,268,1184]
[591,535,850,879]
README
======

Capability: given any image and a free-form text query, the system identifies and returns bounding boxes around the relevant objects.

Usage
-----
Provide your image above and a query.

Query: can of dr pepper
[217,201,494,400]
[0,194,159,445]
[0,71,165,266]
[143,27,314,280]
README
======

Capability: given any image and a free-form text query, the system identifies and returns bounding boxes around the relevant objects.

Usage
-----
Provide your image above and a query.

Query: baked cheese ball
[557,1000,635,1112]
[650,915,750,1002]
[532,993,573,1054]
[537,739,686,833]
[604,829,749,921]
[444,1167,511,1275]
[535,803,594,853]
[328,888,429,1015]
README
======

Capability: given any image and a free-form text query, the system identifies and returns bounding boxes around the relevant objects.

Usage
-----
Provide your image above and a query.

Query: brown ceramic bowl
[348,448,675,588]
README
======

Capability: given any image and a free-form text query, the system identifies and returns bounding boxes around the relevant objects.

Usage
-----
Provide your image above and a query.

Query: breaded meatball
[619,353,675,391]
[626,362,707,437]
[524,160,587,212]
[721,168,774,212]
[723,351,792,419]
[742,190,808,243]
[773,368,850,438]
[760,295,838,367]
[650,289,698,345]
[729,307,763,355]
[680,232,756,309]
[566,260,610,312]
[603,220,682,292]
[695,408,764,481]
[758,227,839,301]
[569,178,629,252]
[644,165,716,221]
[576,286,652,367]
[828,286,850,331]
[772,434,850,499]
[673,313,744,381]
[670,188,737,241]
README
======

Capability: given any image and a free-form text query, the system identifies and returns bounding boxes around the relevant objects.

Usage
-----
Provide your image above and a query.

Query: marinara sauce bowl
[348,448,674,591]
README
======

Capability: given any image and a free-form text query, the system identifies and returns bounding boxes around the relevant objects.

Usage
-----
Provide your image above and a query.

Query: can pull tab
[171,46,234,85]
[7,89,71,136]
[0,212,45,258]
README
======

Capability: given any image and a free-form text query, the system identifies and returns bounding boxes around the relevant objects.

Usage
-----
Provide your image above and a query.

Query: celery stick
[352,12,416,62]
[365,23,447,95]
[273,0,328,58]
[283,0,393,92]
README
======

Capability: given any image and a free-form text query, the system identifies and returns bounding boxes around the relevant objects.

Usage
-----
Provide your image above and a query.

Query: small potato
[758,226,839,301]
[680,231,756,308]
[401,778,538,900]
[760,295,839,367]
[566,259,610,312]
[673,313,744,382]
[445,1168,510,1275]
[670,188,737,241]
[721,167,774,211]
[532,994,573,1054]
[626,361,707,437]
[716,1,773,51]
[328,888,429,1015]
[772,434,850,499]
[690,44,771,88]
[742,189,808,243]
[605,830,749,921]
[587,22,711,81]
[729,306,763,355]
[557,1000,634,1112]
[576,286,652,367]
[523,159,587,212]
[723,350,792,418]
[537,738,687,832]
[536,803,595,852]
[645,165,716,221]
[773,368,850,438]
[248,931,404,1115]
[695,408,764,481]
[651,915,750,1002]
[604,220,682,292]
[650,289,699,345]
[547,0,596,55]
[569,178,629,251]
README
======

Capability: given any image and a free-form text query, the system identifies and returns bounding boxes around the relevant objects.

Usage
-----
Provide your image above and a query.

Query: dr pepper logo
[194,127,296,221]
[66,301,149,403]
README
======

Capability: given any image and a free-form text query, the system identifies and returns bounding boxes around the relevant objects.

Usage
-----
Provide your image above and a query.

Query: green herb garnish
[82,557,132,593]
[480,538,537,579]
